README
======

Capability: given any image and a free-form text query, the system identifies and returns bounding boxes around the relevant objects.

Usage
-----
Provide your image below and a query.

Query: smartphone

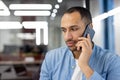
[83,24,95,40]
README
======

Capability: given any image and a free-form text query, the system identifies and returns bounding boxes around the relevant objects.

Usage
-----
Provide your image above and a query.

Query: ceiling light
[22,21,48,45]
[17,33,35,40]
[9,4,52,10]
[108,7,120,16]
[93,7,120,23]
[57,0,63,3]
[55,4,60,9]
[0,0,10,16]
[51,13,56,17]
[14,11,51,16]
[53,9,57,13]
[0,21,22,29]
[22,21,48,29]
[92,13,108,22]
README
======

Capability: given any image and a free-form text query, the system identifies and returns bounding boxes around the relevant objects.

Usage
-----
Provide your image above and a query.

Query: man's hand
[76,34,93,78]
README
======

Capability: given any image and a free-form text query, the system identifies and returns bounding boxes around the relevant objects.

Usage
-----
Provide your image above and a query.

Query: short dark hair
[64,6,92,25]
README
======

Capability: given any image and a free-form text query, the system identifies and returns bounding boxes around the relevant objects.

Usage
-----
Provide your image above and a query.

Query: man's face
[61,11,86,51]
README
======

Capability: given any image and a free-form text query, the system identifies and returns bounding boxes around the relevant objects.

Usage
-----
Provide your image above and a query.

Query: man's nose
[65,31,72,40]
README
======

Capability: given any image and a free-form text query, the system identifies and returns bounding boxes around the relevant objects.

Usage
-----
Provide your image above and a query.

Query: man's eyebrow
[61,25,79,28]
[69,25,80,28]
[60,27,65,29]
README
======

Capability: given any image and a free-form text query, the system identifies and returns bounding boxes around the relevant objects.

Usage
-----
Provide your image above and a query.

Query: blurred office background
[0,0,120,80]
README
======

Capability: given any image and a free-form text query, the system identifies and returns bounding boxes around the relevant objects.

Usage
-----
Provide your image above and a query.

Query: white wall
[114,0,120,54]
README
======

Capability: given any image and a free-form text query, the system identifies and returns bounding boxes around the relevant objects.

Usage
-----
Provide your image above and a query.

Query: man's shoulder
[91,44,120,70]
[45,46,69,59]
[43,46,70,68]
[94,44,120,60]
[48,46,69,54]
[94,44,111,54]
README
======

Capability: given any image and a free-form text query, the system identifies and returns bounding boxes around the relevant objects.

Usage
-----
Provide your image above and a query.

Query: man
[40,6,120,80]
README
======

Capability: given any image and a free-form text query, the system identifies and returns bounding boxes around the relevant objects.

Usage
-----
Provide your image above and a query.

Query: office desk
[0,53,44,80]
[0,60,42,65]
[0,60,42,80]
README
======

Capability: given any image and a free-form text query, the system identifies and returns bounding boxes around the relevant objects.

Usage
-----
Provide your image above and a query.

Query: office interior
[0,0,120,80]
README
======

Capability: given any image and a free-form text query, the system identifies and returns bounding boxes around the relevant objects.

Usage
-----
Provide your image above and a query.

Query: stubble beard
[66,40,81,54]
[66,40,78,52]
[69,46,77,51]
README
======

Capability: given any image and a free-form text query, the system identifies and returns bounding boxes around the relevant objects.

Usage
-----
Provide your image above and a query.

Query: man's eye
[71,28,79,31]
[61,29,66,32]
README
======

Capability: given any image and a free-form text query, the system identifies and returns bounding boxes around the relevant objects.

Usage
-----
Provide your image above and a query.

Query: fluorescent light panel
[17,33,35,40]
[14,11,51,16]
[93,7,120,22]
[22,21,48,29]
[36,28,41,45]
[22,21,48,45]
[0,21,22,29]
[92,13,108,22]
[0,0,10,16]
[9,4,52,10]
[108,7,120,16]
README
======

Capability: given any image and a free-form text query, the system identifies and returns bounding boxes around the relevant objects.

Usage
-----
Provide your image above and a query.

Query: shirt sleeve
[39,53,51,80]
[106,55,120,80]
[89,71,105,80]
[39,60,50,80]
[89,54,120,80]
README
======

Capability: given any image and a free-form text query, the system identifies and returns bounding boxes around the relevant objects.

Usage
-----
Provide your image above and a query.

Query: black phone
[13,64,27,76]
[83,24,95,40]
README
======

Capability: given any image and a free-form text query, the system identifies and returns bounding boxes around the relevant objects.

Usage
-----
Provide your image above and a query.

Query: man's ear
[89,23,93,28]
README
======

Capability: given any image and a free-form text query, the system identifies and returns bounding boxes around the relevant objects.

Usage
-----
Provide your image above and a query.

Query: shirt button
[72,66,75,69]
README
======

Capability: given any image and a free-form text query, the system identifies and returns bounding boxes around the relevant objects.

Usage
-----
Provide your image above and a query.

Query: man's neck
[73,51,81,59]
[72,42,94,59]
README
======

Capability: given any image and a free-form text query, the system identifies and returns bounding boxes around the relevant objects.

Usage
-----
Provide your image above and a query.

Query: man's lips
[66,41,75,47]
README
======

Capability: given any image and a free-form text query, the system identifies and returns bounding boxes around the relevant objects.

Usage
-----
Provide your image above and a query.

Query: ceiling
[2,0,85,22]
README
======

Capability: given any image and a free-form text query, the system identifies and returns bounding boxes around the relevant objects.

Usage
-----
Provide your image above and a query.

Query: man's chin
[68,46,77,51]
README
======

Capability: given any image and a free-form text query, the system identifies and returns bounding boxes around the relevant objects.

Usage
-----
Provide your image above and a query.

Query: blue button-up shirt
[40,44,120,80]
